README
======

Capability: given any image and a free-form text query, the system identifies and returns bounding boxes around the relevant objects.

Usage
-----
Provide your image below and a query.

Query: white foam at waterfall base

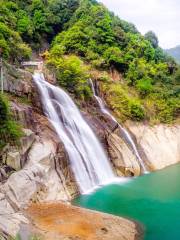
[33,72,118,193]
[89,79,148,173]
[83,177,131,195]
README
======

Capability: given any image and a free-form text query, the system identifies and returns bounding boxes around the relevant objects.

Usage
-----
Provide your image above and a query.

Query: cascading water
[33,72,116,193]
[89,79,147,173]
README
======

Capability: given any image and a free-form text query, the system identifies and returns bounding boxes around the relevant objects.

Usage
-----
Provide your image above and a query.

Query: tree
[103,47,126,71]
[174,67,180,83]
[144,31,159,48]
[47,55,92,99]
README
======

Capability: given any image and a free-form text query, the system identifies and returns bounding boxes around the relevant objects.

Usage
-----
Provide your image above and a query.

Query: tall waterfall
[89,79,147,173]
[33,73,115,193]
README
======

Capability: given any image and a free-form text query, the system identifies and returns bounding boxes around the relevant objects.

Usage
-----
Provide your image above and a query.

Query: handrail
[21,61,43,66]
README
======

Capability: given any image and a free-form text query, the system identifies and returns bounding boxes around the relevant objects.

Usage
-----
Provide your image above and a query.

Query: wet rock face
[54,143,79,199]
[107,133,140,177]
[82,103,142,177]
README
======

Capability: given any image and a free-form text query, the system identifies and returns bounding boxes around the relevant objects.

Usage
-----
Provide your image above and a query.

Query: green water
[74,164,180,240]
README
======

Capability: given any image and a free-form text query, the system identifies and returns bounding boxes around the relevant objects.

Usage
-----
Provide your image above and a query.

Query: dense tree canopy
[47,0,179,123]
[144,31,159,49]
[0,0,179,123]
[0,0,79,60]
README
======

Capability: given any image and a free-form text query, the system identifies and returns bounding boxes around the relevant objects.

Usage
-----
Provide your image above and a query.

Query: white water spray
[89,79,147,173]
[33,73,117,193]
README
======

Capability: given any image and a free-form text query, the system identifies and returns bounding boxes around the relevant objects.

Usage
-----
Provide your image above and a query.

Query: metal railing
[21,61,43,66]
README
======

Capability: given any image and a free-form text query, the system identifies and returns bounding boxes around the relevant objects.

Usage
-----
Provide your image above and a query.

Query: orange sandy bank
[26,202,143,240]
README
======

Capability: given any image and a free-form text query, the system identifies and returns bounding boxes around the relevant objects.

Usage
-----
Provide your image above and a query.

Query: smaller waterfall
[89,79,147,173]
[33,73,117,193]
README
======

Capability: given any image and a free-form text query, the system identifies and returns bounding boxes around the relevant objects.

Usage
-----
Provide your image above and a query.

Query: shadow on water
[74,164,180,240]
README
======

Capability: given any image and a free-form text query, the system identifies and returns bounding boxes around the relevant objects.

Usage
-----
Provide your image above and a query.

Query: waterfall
[33,73,116,193]
[89,79,147,173]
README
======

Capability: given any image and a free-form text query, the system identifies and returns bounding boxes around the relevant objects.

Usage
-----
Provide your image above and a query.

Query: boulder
[26,139,55,167]
[0,193,28,237]
[25,138,74,201]
[0,164,45,237]
[1,165,45,209]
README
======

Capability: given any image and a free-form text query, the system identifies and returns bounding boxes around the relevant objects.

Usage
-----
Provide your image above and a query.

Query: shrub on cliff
[102,83,145,121]
[136,78,153,96]
[0,94,22,150]
[47,54,92,99]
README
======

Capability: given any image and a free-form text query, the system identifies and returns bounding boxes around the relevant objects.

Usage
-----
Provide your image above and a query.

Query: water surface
[74,164,180,240]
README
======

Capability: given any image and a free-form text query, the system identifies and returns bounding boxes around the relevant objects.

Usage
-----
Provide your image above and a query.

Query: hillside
[1,0,179,128]
[0,1,180,239]
[165,45,180,63]
[0,0,179,151]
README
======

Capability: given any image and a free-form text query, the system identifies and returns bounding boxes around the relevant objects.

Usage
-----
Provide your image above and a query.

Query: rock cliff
[0,64,179,238]
[126,122,180,170]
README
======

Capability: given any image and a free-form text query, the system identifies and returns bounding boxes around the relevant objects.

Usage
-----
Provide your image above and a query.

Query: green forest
[0,0,179,139]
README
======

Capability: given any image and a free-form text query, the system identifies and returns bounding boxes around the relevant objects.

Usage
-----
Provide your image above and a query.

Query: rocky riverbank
[24,202,143,240]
